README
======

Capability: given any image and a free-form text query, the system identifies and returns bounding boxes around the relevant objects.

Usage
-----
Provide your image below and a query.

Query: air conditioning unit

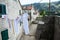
[0,4,6,18]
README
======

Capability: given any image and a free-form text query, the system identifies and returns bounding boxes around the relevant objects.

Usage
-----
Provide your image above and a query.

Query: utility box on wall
[0,4,6,17]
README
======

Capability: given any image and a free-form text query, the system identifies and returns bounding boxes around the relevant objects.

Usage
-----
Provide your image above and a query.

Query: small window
[33,13,37,15]
[19,10,21,15]
[0,4,6,18]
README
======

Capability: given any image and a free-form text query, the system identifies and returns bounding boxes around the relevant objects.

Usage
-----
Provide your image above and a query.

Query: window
[0,4,6,17]
[33,13,37,15]
[19,10,21,15]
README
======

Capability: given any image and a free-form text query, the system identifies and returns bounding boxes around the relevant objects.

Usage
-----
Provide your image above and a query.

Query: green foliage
[39,10,46,17]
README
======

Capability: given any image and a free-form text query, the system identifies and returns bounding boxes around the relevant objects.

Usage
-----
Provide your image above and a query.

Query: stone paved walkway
[20,24,38,40]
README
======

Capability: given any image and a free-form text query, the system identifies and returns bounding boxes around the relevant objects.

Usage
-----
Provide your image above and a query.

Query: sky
[20,0,59,5]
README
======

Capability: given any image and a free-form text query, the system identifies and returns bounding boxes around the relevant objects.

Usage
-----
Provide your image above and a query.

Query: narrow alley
[0,0,60,40]
[20,24,38,40]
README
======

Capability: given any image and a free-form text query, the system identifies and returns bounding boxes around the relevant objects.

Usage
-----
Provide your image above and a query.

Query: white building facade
[0,0,23,40]
[22,5,39,22]
[31,6,39,22]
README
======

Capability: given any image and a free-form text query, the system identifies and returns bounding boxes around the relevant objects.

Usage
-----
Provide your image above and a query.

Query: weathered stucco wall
[0,0,23,40]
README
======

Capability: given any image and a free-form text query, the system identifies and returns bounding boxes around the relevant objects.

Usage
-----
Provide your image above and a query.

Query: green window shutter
[0,4,6,18]
[3,5,6,15]
[0,5,2,13]
[1,29,9,40]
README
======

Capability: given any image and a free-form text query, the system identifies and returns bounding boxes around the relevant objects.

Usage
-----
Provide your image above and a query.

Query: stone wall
[54,16,60,40]
[35,16,55,40]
